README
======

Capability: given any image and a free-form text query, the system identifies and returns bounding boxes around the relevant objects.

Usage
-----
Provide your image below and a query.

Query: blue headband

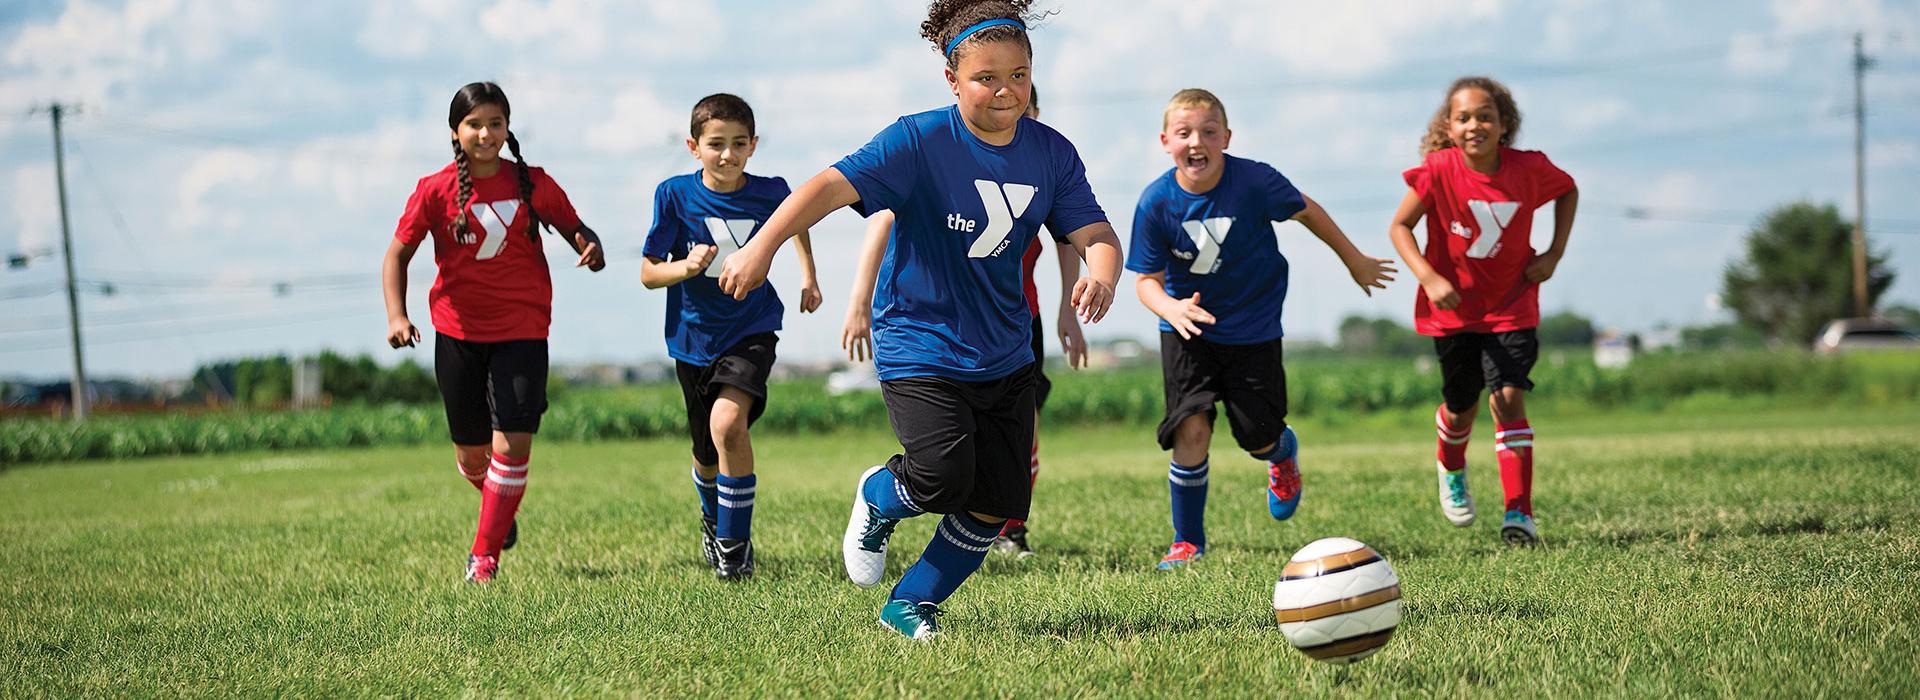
[944,18,1024,57]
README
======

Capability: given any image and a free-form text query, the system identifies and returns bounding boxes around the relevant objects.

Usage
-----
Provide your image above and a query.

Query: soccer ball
[1273,537,1402,664]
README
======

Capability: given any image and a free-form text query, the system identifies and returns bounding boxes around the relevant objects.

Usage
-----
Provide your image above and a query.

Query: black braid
[451,139,473,238]
[506,131,542,243]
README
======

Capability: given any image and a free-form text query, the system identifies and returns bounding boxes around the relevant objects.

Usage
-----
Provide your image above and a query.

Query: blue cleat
[1155,541,1205,570]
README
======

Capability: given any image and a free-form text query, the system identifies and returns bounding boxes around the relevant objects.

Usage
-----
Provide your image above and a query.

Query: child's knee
[1173,413,1212,451]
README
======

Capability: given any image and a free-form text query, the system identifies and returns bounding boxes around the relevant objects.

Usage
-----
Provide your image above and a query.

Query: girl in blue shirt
[718,0,1123,640]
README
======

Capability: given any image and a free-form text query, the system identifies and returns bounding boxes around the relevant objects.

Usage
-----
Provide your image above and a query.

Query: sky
[2,0,1918,380]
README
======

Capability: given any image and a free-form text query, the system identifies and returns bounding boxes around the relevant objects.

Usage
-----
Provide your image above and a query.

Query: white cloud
[9,164,58,252]
[174,150,268,231]
[479,0,610,60]
[578,82,685,155]
[356,0,464,59]
[1868,140,1918,169]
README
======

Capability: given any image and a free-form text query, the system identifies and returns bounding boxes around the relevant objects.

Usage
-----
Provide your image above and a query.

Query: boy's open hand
[1071,277,1115,324]
[1347,255,1398,296]
[1056,309,1089,369]
[841,308,873,362]
[1160,292,1215,340]
[1525,251,1561,283]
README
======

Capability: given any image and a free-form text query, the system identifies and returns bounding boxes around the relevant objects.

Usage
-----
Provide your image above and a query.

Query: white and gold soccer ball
[1273,537,1402,664]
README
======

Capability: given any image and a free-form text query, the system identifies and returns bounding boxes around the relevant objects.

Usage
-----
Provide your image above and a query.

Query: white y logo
[1463,200,1518,260]
[1179,217,1234,275]
[702,217,758,278]
[966,180,1036,259]
[470,200,522,261]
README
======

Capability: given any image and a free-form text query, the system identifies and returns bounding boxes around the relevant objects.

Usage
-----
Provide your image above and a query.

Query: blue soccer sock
[890,513,1000,605]
[691,465,718,522]
[861,465,924,521]
[716,473,756,541]
[1169,459,1210,550]
[1252,427,1297,464]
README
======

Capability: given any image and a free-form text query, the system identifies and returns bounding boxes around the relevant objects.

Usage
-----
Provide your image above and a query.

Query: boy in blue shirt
[717,1,1124,640]
[1128,89,1396,570]
[641,93,822,581]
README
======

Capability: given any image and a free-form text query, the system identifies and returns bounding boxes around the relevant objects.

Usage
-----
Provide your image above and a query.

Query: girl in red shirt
[1387,76,1579,547]
[381,82,606,582]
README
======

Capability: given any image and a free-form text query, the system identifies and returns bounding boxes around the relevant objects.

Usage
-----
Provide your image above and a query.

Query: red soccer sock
[458,461,485,491]
[1436,405,1471,472]
[1494,421,1534,515]
[1002,441,1042,534]
[472,452,529,557]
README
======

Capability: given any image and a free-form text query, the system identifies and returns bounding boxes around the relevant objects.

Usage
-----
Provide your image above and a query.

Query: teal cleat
[878,599,943,641]
[1437,463,1476,527]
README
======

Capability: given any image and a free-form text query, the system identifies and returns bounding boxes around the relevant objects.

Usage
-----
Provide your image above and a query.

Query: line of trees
[189,351,437,406]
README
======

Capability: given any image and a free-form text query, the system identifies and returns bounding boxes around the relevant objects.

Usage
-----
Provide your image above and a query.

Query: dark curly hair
[1421,76,1521,157]
[919,0,1049,70]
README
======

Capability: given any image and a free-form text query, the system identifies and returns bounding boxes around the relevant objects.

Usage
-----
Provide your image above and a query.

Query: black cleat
[715,537,754,581]
[700,516,720,568]
[502,518,519,551]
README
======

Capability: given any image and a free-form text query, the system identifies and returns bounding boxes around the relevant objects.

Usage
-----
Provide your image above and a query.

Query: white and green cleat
[1437,462,1476,527]
[842,465,899,588]
[878,599,942,641]
[1501,510,1539,547]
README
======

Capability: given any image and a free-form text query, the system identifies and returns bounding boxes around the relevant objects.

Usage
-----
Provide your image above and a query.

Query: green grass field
[4,404,1918,696]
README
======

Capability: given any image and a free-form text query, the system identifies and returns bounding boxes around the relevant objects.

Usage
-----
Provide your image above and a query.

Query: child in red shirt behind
[1387,76,1579,547]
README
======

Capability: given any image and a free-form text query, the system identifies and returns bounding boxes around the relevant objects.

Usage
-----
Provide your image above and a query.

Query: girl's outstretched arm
[1292,195,1396,297]
[719,168,860,299]
[1062,222,1123,324]
[1387,188,1458,310]
[1052,238,1087,369]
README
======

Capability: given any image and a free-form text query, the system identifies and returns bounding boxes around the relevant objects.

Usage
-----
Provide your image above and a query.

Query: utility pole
[35,103,89,421]
[1851,33,1874,317]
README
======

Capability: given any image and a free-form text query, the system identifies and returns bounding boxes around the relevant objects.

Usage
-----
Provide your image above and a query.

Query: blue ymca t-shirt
[834,105,1109,381]
[642,171,788,365]
[1126,154,1307,345]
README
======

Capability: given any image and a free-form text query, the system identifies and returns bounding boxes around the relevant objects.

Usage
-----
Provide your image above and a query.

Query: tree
[1536,311,1596,347]
[1721,202,1895,344]
[1884,303,1920,331]
[1336,315,1428,356]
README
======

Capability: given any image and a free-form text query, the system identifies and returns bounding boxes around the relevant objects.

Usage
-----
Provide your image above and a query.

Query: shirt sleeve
[1261,163,1308,221]
[1402,161,1433,202]
[1124,189,1170,275]
[1044,136,1109,242]
[393,176,442,245]
[531,168,583,234]
[642,180,679,261]
[832,119,918,217]
[1527,151,1575,209]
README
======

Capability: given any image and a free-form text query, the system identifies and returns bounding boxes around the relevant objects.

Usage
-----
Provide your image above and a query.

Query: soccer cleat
[465,554,498,583]
[1156,541,1205,570]
[1268,458,1302,520]
[1501,510,1539,547]
[715,538,754,581]
[991,525,1034,559]
[878,599,943,641]
[699,515,719,568]
[502,518,519,551]
[842,465,900,588]
[1437,463,1476,527]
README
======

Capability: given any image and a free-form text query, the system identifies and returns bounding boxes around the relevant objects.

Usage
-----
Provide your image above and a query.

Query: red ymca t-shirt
[1021,237,1043,318]
[393,162,582,342]
[1403,147,1574,337]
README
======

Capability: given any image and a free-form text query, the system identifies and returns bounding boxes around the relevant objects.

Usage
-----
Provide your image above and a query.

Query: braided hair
[919,0,1049,70]
[446,82,542,242]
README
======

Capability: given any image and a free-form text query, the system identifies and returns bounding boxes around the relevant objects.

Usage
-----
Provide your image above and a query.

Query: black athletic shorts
[675,332,778,466]
[1156,331,1288,452]
[880,363,1037,520]
[1029,317,1052,412]
[434,333,548,445]
[1433,329,1539,413]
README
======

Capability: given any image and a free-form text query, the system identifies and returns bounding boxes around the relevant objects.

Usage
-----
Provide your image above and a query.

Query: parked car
[1813,317,1920,354]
